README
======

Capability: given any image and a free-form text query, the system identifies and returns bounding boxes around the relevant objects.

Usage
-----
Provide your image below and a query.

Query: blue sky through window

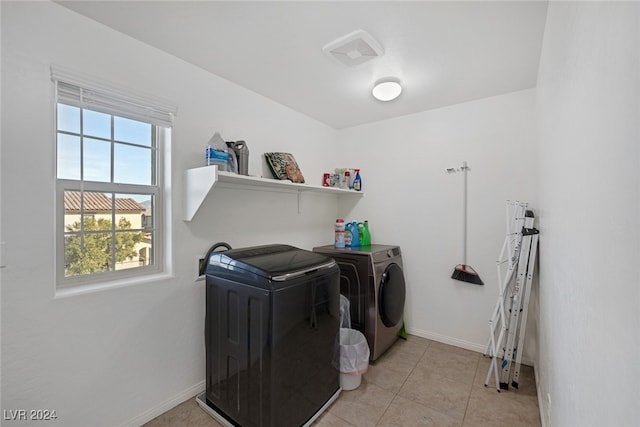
[57,104,154,197]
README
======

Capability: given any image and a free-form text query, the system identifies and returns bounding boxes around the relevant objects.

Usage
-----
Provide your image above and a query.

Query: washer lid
[208,244,335,281]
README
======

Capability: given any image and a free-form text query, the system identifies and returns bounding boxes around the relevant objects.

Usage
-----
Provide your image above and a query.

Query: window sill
[55,272,174,299]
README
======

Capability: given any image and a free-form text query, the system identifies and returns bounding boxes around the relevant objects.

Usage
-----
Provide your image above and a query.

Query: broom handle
[462,161,468,266]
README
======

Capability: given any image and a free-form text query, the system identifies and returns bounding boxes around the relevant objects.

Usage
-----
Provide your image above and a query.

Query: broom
[450,161,484,285]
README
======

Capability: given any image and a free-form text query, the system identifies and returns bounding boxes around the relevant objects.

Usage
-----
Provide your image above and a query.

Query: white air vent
[322,30,384,67]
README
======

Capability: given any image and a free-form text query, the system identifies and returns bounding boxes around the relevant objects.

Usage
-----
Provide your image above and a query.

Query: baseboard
[406,326,535,366]
[535,362,549,427]
[118,380,205,427]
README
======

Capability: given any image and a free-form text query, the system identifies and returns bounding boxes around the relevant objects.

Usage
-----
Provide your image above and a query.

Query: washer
[313,244,406,361]
[199,244,341,427]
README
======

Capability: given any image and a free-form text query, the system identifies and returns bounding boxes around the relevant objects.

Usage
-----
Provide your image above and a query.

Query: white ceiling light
[322,29,384,67]
[372,78,402,102]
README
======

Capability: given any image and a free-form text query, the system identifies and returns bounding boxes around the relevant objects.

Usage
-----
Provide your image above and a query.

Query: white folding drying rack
[484,201,539,392]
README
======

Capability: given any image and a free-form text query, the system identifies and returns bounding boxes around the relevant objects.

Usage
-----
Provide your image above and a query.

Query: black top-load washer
[196,244,341,427]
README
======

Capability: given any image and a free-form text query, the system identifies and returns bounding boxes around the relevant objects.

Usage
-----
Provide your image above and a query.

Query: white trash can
[336,327,370,391]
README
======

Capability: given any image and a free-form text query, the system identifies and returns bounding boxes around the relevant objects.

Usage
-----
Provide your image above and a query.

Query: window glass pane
[81,214,96,228]
[114,143,152,185]
[114,194,153,229]
[137,195,153,231]
[83,192,113,227]
[114,116,152,146]
[64,190,113,230]
[83,137,111,182]
[64,191,115,277]
[114,231,148,270]
[58,104,80,133]
[83,109,111,139]
[57,133,80,180]
[64,233,112,277]
[113,194,146,230]
[113,194,152,269]
[63,190,83,229]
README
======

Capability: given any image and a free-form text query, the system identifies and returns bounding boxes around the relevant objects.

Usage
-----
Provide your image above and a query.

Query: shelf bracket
[184,166,218,221]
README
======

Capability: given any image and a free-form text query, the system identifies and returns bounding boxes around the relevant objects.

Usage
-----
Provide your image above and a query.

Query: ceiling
[56,1,549,129]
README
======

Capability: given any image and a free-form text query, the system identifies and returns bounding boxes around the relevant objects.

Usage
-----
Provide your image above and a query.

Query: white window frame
[51,66,176,289]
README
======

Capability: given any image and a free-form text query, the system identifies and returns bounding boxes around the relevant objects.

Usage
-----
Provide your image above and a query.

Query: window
[52,66,176,287]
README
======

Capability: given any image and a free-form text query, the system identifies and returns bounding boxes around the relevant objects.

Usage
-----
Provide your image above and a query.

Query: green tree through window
[64,217,144,276]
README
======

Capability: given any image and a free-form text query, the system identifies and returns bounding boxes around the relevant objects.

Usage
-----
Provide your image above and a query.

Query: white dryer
[312,244,406,361]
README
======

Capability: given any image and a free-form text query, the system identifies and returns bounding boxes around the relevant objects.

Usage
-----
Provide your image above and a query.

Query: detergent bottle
[345,221,360,247]
[344,222,353,247]
[335,219,345,248]
[350,221,360,247]
[361,220,371,246]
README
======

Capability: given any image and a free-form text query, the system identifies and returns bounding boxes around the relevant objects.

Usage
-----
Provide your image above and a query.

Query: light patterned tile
[463,385,541,427]
[377,395,462,427]
[312,410,355,426]
[328,379,395,427]
[143,398,223,427]
[364,356,414,393]
[376,335,430,366]
[428,340,480,358]
[398,365,472,423]
[509,363,537,396]
[418,342,480,385]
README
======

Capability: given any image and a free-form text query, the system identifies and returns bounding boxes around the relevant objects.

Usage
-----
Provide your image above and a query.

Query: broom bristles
[451,264,484,285]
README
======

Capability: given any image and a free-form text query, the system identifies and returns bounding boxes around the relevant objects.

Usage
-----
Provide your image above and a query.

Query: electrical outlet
[196,256,206,281]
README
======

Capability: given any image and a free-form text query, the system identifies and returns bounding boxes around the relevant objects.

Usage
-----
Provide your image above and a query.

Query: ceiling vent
[322,29,384,67]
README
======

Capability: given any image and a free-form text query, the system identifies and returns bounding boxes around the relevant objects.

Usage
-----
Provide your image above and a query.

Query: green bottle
[361,220,371,246]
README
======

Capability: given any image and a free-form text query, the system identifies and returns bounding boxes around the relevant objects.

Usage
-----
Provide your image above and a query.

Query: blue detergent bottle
[346,221,360,247]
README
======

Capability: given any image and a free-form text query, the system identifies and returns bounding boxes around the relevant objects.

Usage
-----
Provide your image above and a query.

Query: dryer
[313,244,406,361]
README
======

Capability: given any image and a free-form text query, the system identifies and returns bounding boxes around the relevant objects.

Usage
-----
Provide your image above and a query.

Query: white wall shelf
[183,166,364,221]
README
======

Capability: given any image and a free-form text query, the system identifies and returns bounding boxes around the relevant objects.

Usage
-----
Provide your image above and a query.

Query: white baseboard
[119,380,205,427]
[406,326,535,366]
[535,363,549,427]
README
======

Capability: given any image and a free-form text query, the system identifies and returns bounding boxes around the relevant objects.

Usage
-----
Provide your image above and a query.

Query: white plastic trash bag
[335,328,370,375]
[339,295,352,329]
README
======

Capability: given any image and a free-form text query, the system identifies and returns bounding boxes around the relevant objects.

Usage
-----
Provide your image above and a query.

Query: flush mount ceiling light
[372,78,402,102]
[322,29,384,67]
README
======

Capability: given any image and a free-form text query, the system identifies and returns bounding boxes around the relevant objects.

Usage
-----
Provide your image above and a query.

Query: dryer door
[378,263,406,327]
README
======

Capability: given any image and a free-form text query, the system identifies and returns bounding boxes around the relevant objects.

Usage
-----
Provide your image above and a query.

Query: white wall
[339,89,538,356]
[1,2,342,426]
[536,2,640,427]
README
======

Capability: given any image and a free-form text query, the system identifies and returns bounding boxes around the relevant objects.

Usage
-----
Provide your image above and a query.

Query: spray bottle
[353,169,362,191]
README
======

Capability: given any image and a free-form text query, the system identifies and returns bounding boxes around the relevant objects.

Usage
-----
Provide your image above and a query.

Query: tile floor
[144,335,541,427]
